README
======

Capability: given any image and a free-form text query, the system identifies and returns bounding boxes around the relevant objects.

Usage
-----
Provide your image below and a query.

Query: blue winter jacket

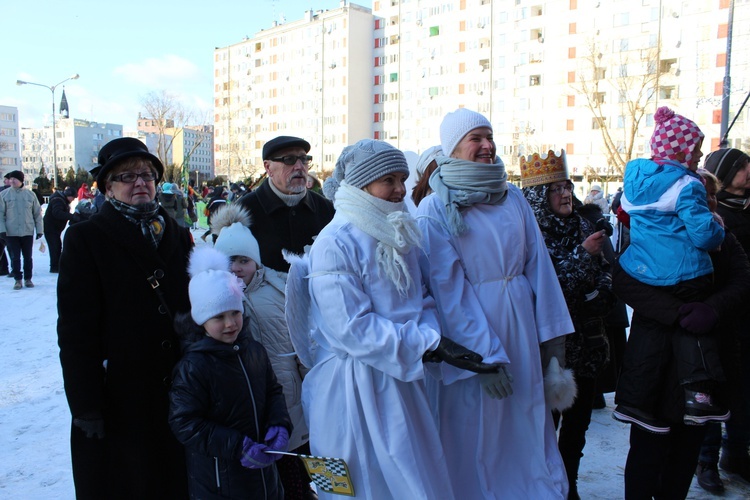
[619,158,724,286]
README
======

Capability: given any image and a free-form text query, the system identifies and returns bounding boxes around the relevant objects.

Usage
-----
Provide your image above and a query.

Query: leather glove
[540,336,566,371]
[36,234,43,240]
[678,302,718,334]
[239,436,274,469]
[478,364,514,399]
[73,412,105,439]
[423,336,500,374]
[264,426,289,462]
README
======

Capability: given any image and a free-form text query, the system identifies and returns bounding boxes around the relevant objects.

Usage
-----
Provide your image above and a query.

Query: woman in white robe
[416,109,575,499]
[301,139,494,500]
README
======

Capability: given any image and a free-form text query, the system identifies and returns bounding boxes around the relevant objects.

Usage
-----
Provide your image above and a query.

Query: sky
[2,0,345,130]
[2,222,750,498]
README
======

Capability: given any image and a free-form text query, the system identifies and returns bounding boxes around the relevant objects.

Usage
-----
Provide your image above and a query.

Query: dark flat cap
[262,136,310,160]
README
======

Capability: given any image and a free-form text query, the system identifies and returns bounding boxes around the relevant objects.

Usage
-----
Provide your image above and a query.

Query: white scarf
[334,182,422,297]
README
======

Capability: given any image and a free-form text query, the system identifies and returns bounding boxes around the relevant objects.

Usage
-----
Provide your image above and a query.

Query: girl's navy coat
[169,313,292,500]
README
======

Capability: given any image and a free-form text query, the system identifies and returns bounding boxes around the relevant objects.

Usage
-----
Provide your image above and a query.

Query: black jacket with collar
[239,179,334,272]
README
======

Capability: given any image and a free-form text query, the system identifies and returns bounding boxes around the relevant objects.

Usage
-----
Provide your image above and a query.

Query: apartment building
[213,0,374,180]
[0,105,22,180]
[213,0,748,187]
[20,118,123,178]
[166,125,215,182]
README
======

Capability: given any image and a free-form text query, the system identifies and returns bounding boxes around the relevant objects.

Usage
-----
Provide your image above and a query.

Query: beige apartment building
[214,0,749,190]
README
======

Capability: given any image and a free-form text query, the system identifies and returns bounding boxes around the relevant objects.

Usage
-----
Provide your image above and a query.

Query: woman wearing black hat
[57,137,192,498]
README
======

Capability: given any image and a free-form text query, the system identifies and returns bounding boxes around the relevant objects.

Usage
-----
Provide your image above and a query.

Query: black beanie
[704,148,749,187]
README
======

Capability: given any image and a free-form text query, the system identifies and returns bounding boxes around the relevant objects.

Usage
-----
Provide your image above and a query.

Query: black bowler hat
[96,138,164,187]
[262,136,311,161]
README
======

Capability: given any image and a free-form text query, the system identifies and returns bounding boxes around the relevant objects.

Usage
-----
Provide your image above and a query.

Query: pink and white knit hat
[649,107,704,167]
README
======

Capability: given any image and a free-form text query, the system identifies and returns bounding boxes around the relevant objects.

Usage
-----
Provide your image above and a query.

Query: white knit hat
[188,247,246,325]
[323,139,409,200]
[214,222,262,265]
[416,145,443,176]
[440,108,493,157]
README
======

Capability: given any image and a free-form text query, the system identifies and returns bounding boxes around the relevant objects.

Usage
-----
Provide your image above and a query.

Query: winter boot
[683,389,730,425]
[24,280,34,288]
[613,404,670,434]
[13,280,22,290]
[695,462,724,493]
[719,454,750,482]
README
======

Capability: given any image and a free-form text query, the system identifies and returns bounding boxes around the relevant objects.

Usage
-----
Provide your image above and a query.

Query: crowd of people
[23,105,747,500]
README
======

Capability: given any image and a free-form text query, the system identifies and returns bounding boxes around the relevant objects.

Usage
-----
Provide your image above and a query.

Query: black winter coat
[239,179,335,272]
[613,231,750,423]
[43,190,78,236]
[716,190,750,255]
[57,201,193,499]
[169,315,291,500]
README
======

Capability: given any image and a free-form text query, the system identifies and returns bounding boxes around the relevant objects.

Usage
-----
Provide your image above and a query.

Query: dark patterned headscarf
[108,198,166,249]
[522,184,592,254]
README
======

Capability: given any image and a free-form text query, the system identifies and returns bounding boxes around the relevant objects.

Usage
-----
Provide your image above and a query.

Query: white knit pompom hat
[214,222,261,265]
[188,247,246,325]
[439,108,493,157]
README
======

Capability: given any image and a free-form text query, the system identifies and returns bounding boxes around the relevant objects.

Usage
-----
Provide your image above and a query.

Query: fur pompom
[210,204,253,235]
[188,246,231,278]
[544,357,577,411]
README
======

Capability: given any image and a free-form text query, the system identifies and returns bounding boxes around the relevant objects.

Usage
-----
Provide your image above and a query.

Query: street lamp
[16,73,80,190]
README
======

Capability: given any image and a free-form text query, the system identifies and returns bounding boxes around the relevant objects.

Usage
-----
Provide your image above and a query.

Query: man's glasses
[111,171,157,183]
[548,184,574,195]
[270,155,313,166]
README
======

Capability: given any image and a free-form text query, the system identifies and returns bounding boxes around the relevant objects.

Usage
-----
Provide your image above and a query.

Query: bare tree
[573,40,660,177]
[140,90,193,168]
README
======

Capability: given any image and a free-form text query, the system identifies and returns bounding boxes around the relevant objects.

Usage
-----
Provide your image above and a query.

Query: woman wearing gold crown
[521,151,616,499]
[416,108,575,498]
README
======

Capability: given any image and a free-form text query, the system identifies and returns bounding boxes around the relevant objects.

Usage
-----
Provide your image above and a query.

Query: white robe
[302,215,454,500]
[416,185,573,499]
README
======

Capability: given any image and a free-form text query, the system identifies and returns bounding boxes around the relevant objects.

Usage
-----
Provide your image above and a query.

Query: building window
[659,86,677,99]
[595,67,606,79]
[529,75,541,86]
[592,117,606,129]
[390,73,398,82]
[659,58,677,74]
[429,26,440,36]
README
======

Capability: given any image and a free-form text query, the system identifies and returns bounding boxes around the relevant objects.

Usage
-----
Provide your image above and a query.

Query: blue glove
[265,426,289,451]
[678,302,718,334]
[239,436,273,469]
[264,426,289,462]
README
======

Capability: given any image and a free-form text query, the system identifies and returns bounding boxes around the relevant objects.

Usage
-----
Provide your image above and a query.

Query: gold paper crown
[520,150,569,187]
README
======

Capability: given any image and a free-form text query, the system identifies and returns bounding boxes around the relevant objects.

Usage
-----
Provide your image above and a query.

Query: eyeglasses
[270,155,313,166]
[548,184,574,195]
[111,171,157,183]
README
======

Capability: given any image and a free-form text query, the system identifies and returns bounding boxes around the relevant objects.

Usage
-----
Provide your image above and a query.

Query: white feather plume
[188,246,232,278]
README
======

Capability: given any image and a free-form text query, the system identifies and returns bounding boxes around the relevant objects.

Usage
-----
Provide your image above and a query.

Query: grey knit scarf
[428,156,508,235]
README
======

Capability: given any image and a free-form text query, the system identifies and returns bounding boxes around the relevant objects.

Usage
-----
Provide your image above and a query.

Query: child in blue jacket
[613,107,728,433]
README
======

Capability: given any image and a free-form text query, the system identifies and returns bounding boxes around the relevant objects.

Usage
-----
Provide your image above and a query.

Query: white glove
[479,364,514,399]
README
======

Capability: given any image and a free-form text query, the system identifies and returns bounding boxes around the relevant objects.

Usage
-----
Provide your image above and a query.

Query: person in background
[696,148,750,491]
[416,109,574,498]
[305,171,321,194]
[31,182,44,205]
[77,182,94,201]
[212,204,316,499]
[521,150,615,500]
[0,176,11,276]
[0,170,43,290]
[158,182,188,228]
[411,145,442,207]
[584,184,610,213]
[43,186,79,273]
[57,137,192,498]
[614,168,750,498]
[239,136,334,272]
[169,246,291,499]
[200,186,228,243]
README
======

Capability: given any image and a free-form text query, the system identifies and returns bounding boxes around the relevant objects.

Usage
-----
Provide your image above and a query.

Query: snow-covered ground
[1,228,749,499]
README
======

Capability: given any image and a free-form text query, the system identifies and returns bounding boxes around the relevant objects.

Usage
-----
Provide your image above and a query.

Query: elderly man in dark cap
[239,135,335,272]
[0,170,43,289]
